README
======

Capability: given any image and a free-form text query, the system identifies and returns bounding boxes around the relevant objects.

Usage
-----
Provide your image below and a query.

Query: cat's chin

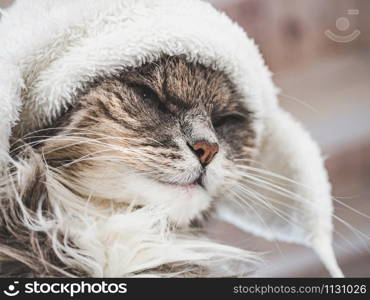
[122,174,212,226]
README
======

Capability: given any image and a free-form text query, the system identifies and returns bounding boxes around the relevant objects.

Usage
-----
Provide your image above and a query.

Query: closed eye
[134,85,159,102]
[133,84,168,113]
[212,113,246,128]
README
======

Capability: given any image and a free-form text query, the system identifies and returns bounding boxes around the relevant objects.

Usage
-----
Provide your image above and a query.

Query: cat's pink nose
[190,141,219,166]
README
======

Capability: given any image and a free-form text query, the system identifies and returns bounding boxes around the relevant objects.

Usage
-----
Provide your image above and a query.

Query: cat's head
[39,55,256,225]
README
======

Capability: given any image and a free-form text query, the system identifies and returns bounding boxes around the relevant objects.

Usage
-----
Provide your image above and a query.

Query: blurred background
[1,0,369,277]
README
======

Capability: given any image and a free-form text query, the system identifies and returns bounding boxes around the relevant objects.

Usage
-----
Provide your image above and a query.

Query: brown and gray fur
[0,55,256,277]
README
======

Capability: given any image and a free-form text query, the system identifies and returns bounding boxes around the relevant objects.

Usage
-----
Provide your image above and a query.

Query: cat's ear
[215,107,343,277]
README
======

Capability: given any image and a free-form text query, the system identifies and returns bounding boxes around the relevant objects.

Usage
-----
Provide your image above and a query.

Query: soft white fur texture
[0,0,342,277]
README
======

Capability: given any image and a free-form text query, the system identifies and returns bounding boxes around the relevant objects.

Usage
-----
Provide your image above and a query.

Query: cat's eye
[212,113,246,128]
[141,86,158,101]
[134,84,168,113]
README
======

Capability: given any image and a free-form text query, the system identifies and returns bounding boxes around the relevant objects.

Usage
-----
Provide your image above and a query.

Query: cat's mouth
[195,175,205,188]
[158,174,205,190]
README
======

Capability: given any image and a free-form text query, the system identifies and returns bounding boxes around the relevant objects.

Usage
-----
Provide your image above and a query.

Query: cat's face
[41,56,256,225]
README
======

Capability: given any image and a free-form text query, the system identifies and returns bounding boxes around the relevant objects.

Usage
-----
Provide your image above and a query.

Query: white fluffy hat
[0,0,342,276]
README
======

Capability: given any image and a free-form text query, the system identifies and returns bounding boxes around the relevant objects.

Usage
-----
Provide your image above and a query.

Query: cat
[0,0,343,278]
[0,55,258,277]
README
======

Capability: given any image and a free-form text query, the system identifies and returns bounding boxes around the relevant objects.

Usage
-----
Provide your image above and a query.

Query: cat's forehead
[127,56,240,109]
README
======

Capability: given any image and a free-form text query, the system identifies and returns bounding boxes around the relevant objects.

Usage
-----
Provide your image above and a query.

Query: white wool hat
[0,0,343,276]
